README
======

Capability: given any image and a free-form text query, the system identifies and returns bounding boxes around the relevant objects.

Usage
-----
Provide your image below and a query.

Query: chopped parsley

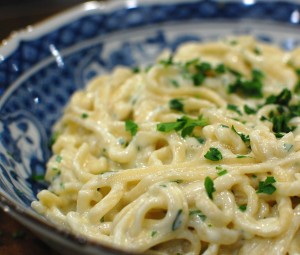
[254,47,261,55]
[51,167,61,180]
[172,209,183,231]
[118,138,129,147]
[48,131,60,147]
[274,132,285,138]
[260,89,300,135]
[125,120,138,136]
[192,62,215,86]
[239,204,247,212]
[131,66,140,73]
[231,126,250,144]
[216,166,228,176]
[244,105,257,115]
[265,88,292,106]
[215,63,226,74]
[171,179,184,184]
[81,113,89,119]
[270,112,293,134]
[151,230,158,237]
[195,136,206,144]
[256,176,277,195]
[204,147,223,161]
[55,155,62,163]
[31,174,45,181]
[159,55,173,66]
[157,115,208,138]
[192,73,205,86]
[229,40,238,45]
[295,80,300,93]
[228,69,264,98]
[170,79,180,88]
[294,69,300,93]
[227,104,242,116]
[236,155,251,158]
[169,99,184,112]
[189,209,207,221]
[196,62,212,73]
[205,176,216,200]
[283,143,293,152]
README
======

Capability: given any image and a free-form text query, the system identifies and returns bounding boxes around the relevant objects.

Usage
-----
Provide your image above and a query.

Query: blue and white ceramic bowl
[0,0,300,254]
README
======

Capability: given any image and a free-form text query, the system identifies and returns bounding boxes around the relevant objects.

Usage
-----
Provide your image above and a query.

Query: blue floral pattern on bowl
[0,1,300,254]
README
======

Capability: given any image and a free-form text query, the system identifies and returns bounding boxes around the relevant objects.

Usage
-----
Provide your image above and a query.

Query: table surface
[0,0,87,40]
[0,210,60,255]
[0,1,93,254]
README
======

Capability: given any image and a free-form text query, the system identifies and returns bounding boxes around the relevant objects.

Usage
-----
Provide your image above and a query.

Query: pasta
[32,36,300,255]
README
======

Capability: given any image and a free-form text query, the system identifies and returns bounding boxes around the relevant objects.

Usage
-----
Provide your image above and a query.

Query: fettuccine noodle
[32,36,300,255]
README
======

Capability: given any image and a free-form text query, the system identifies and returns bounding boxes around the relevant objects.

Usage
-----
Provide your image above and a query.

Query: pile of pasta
[32,36,300,255]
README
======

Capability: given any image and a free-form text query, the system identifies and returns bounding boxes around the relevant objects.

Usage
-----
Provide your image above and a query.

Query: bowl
[0,0,300,254]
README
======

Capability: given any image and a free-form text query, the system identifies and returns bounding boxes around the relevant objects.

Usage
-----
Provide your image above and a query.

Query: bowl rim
[1,0,300,254]
[0,0,208,58]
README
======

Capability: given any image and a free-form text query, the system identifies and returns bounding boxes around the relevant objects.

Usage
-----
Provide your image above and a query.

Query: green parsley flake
[254,47,261,55]
[170,79,180,88]
[216,166,228,176]
[196,62,212,73]
[265,88,292,106]
[295,80,300,93]
[125,120,138,136]
[229,40,238,45]
[56,155,62,163]
[192,62,214,86]
[228,69,264,98]
[172,209,183,231]
[151,230,158,237]
[159,56,173,66]
[81,113,89,119]
[236,155,251,158]
[131,66,140,73]
[256,176,277,195]
[231,126,250,144]
[189,209,207,221]
[283,143,293,152]
[205,176,216,200]
[271,113,293,134]
[169,99,184,112]
[51,167,61,180]
[118,138,129,147]
[48,131,60,147]
[31,174,45,181]
[171,179,184,184]
[184,58,199,68]
[204,147,223,161]
[244,105,257,115]
[215,64,226,74]
[192,73,205,86]
[220,124,229,128]
[157,115,208,138]
[239,204,247,212]
[195,137,206,144]
[227,104,242,116]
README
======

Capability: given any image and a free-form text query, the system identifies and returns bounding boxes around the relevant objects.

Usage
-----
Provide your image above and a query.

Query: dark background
[0,0,87,40]
[0,1,91,254]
